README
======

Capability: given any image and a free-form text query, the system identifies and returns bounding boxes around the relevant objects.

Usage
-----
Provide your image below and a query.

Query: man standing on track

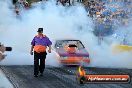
[30,28,52,77]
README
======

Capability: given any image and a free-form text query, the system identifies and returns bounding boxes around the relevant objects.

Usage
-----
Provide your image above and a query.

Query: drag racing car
[54,40,90,65]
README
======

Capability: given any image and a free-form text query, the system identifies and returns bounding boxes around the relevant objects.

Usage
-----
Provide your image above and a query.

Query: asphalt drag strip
[0,65,132,88]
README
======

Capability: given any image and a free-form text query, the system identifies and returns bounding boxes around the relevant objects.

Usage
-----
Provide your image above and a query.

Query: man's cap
[37,28,43,32]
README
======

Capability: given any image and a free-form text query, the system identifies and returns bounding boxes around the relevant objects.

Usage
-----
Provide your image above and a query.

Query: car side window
[55,41,63,48]
[76,41,84,49]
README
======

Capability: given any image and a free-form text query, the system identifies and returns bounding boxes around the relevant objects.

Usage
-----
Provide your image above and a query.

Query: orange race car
[54,40,90,66]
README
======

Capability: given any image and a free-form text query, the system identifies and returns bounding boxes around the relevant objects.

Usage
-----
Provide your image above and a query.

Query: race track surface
[0,65,132,88]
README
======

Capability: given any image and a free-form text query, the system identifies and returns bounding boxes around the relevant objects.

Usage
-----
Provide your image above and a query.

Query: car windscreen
[55,40,84,49]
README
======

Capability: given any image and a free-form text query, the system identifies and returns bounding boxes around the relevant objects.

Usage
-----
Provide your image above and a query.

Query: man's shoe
[34,75,38,77]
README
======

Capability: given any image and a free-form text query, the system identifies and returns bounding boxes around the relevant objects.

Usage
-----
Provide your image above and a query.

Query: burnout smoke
[0,0,132,69]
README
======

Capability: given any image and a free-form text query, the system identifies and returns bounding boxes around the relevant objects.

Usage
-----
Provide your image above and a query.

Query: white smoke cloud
[0,0,132,68]
[0,0,92,66]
